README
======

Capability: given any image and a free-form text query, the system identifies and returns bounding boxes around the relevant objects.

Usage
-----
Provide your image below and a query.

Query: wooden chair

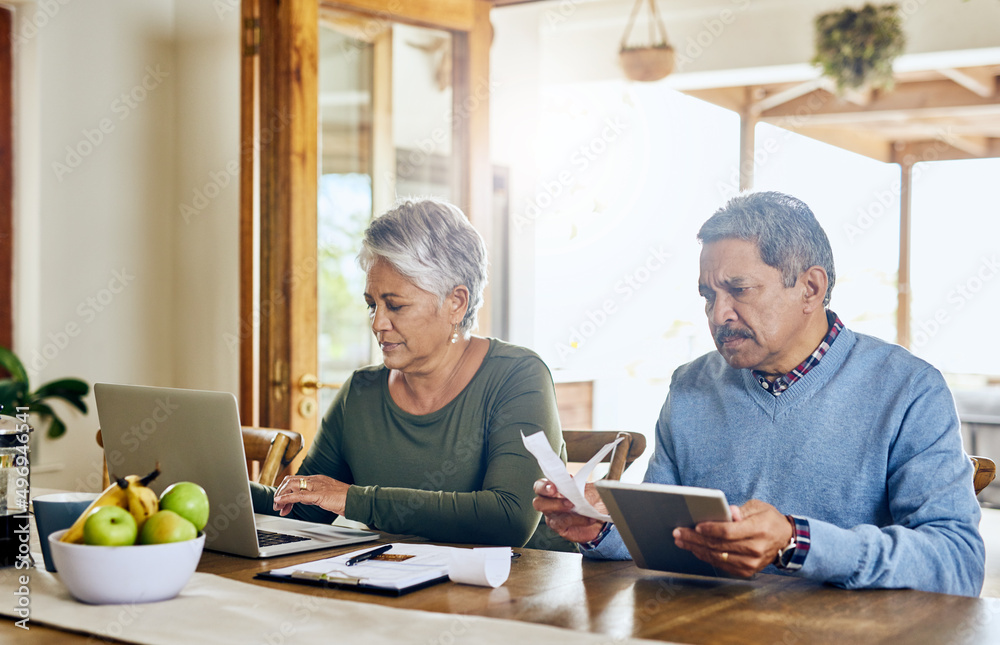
[971,455,996,496]
[562,430,647,481]
[96,426,304,489]
[240,426,304,487]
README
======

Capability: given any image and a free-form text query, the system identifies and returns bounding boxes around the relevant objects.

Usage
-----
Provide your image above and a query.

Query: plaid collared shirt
[752,311,844,396]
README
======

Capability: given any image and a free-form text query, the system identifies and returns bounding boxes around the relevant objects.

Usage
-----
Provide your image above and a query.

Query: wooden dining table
[5,526,1000,645]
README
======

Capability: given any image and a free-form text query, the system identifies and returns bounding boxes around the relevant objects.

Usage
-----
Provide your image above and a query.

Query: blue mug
[33,493,100,572]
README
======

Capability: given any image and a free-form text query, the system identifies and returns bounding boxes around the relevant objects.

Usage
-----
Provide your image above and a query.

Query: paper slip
[521,430,622,522]
[448,547,511,588]
[268,543,513,590]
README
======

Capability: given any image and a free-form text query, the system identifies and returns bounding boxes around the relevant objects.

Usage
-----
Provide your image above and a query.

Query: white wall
[11,0,240,491]
[172,0,240,394]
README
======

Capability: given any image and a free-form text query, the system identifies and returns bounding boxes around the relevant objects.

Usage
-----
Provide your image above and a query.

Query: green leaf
[26,401,70,439]
[32,379,90,414]
[46,416,67,439]
[0,380,28,412]
[0,348,90,439]
[0,346,29,385]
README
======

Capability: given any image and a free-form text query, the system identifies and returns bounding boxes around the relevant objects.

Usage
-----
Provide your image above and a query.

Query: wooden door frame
[0,7,13,351]
[240,0,493,460]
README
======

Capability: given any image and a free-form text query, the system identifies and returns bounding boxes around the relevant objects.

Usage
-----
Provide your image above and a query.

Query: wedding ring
[299,478,308,491]
[721,552,729,562]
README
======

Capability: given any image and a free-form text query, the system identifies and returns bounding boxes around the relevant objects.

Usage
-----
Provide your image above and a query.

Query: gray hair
[697,192,836,306]
[358,198,488,333]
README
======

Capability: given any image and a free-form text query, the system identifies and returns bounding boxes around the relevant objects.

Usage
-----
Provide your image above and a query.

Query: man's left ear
[800,266,829,313]
[448,285,470,323]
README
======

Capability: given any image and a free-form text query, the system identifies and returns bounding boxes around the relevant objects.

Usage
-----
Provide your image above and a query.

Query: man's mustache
[715,326,754,344]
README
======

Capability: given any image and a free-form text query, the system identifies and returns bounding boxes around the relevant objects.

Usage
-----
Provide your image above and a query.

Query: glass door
[241,0,490,454]
[315,11,456,413]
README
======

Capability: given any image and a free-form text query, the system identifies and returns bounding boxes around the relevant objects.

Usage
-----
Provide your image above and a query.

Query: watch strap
[775,515,811,571]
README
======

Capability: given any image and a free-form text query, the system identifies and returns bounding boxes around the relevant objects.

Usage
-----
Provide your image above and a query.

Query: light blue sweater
[587,327,985,596]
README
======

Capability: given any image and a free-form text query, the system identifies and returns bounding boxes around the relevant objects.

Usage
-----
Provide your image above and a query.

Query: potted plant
[812,3,905,93]
[0,346,89,438]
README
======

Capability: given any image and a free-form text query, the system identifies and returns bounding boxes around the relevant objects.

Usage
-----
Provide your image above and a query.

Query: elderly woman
[250,198,567,548]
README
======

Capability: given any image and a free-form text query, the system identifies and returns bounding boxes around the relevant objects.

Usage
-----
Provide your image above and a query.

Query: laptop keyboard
[257,529,311,547]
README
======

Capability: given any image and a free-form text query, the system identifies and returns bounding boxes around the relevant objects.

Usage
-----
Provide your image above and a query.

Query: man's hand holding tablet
[535,478,796,579]
[670,498,795,578]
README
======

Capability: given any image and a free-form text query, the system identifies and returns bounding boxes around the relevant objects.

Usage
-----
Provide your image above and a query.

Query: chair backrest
[96,426,304,489]
[971,455,996,496]
[562,430,647,481]
[241,426,304,487]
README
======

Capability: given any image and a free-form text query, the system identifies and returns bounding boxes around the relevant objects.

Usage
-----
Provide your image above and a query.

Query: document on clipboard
[255,543,452,595]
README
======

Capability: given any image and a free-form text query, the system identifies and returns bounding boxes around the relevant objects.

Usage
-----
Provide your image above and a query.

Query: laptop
[95,383,379,558]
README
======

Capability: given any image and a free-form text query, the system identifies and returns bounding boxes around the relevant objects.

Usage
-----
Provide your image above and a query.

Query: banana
[60,478,131,543]
[124,466,162,530]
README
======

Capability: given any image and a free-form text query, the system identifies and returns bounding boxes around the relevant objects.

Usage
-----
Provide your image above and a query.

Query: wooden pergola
[683,64,1000,347]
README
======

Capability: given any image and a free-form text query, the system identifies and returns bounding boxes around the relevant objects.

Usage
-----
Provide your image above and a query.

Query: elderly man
[535,191,984,596]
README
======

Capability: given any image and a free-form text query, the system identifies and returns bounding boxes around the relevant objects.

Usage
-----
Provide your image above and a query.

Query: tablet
[595,480,734,578]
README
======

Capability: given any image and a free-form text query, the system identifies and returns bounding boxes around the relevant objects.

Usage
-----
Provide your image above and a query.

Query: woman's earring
[451,324,459,344]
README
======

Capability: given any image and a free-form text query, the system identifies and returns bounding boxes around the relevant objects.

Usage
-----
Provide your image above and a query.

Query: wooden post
[239,0,260,426]
[739,86,757,192]
[257,0,319,459]
[452,0,493,334]
[896,160,913,349]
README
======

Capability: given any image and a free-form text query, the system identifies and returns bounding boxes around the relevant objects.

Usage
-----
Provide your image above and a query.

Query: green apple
[138,510,198,545]
[158,481,210,532]
[83,506,138,546]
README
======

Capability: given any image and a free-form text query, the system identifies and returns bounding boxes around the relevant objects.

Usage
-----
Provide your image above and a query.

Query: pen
[346,544,392,566]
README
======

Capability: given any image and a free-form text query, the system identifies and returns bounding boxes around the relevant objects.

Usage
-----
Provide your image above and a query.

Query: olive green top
[251,338,569,548]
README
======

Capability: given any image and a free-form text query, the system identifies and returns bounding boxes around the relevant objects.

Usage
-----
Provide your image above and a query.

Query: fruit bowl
[48,529,205,604]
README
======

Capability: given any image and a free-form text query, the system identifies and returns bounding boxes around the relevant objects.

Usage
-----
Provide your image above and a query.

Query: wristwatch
[774,515,801,571]
[775,533,798,569]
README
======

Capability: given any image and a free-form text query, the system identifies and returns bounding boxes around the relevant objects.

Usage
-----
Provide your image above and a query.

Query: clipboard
[253,569,449,596]
[254,543,452,596]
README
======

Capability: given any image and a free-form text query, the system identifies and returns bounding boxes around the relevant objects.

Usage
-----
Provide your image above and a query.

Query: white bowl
[48,529,205,604]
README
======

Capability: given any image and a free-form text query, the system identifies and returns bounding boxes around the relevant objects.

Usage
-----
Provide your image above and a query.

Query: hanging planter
[812,3,905,93]
[618,0,674,82]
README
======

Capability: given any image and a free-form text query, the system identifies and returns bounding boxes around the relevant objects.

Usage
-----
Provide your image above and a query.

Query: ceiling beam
[939,134,991,158]
[939,67,997,98]
[761,79,1000,120]
[762,103,1000,128]
[750,79,823,115]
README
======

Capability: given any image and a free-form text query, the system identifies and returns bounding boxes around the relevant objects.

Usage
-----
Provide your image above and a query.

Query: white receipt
[521,430,623,522]
[448,547,511,588]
